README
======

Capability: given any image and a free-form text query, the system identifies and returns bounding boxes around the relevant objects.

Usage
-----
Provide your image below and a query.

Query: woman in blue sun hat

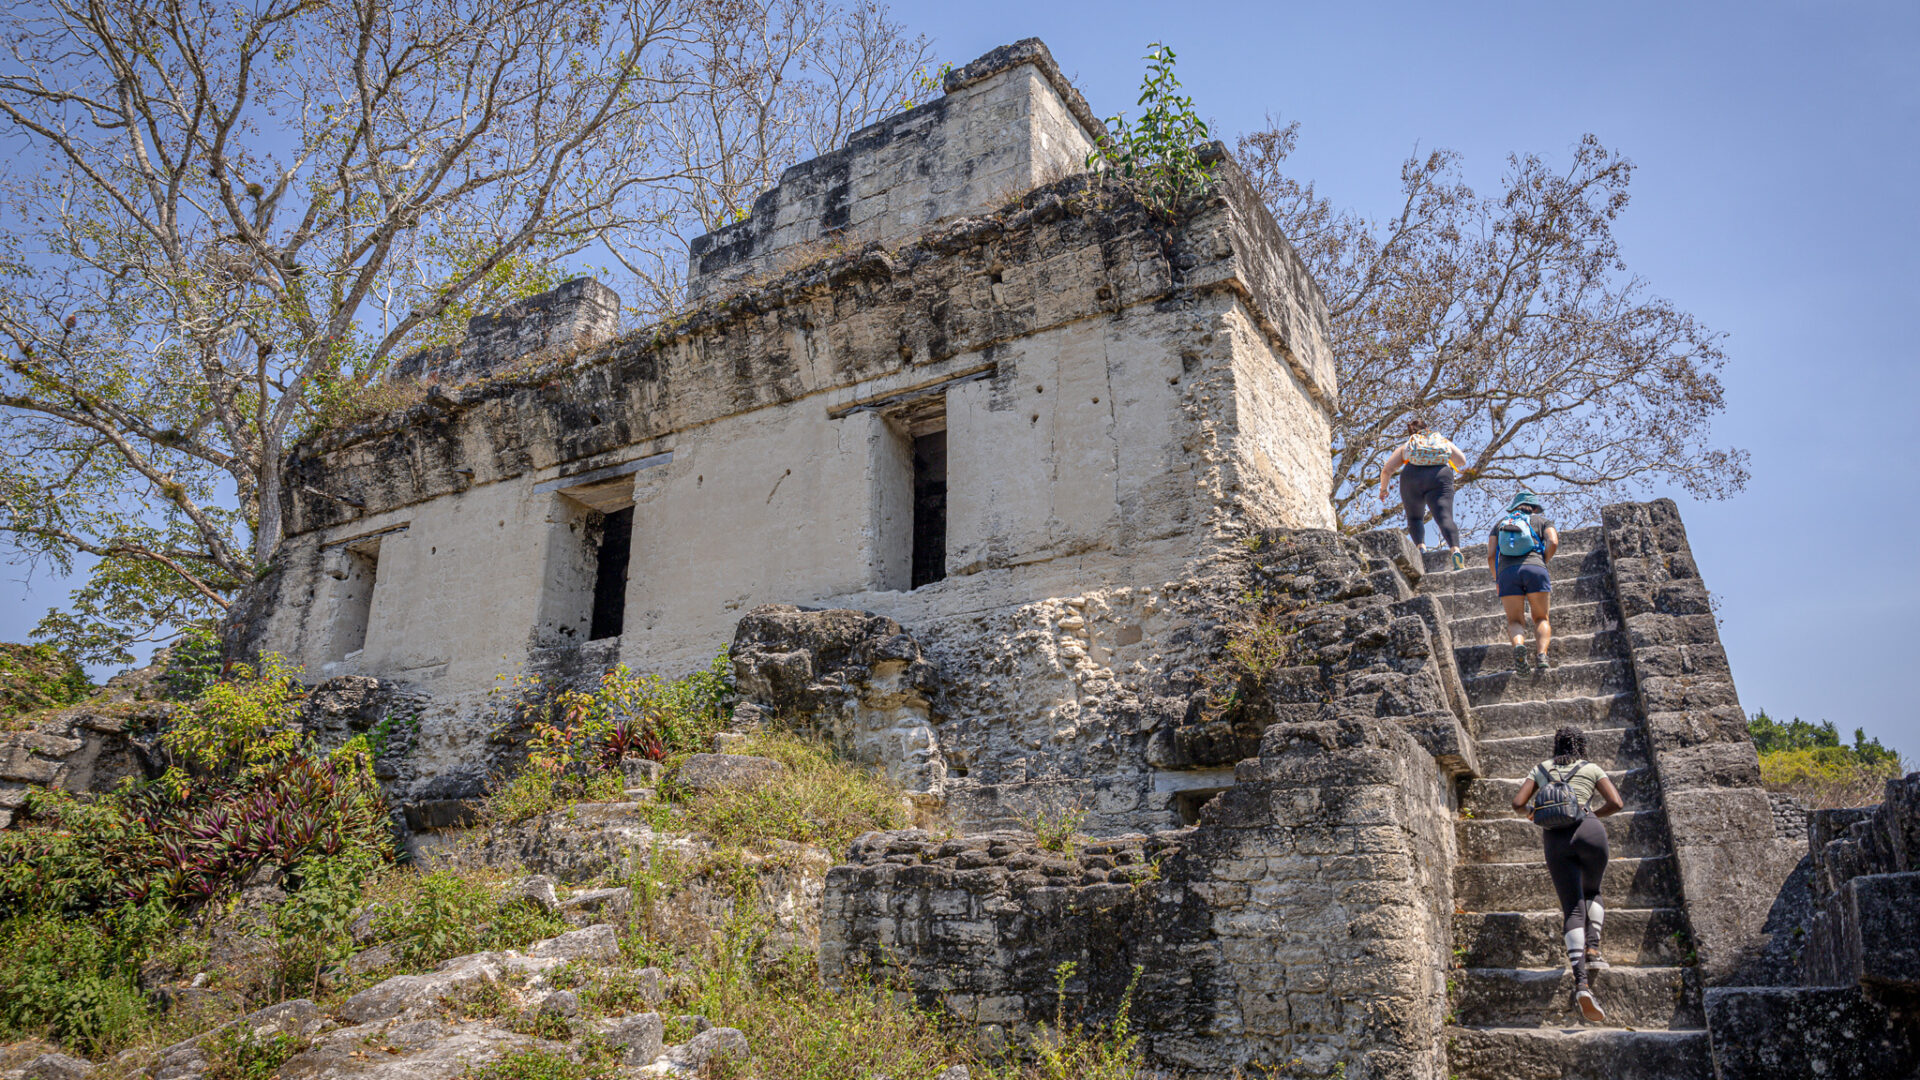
[1488,490,1559,673]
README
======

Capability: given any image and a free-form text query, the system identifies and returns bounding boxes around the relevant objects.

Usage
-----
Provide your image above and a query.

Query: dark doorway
[589,506,633,640]
[910,429,947,589]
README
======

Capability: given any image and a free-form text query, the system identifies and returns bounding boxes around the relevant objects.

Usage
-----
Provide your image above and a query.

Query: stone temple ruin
[11,37,1909,1080]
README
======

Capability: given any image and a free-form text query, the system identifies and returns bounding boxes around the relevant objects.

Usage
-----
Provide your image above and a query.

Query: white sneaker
[1576,988,1607,1024]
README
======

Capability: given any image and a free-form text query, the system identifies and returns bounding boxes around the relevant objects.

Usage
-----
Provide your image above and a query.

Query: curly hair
[1552,726,1588,766]
[1404,416,1431,436]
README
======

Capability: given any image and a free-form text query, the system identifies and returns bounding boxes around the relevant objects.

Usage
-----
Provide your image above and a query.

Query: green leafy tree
[1237,121,1746,531]
[1747,710,1898,767]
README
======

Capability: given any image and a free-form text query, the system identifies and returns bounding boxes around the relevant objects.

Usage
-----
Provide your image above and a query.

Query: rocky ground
[0,729,1025,1080]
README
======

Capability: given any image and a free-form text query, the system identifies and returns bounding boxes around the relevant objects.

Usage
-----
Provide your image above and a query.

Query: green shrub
[0,908,162,1053]
[0,656,392,916]
[485,653,732,823]
[1085,44,1216,219]
[368,869,567,970]
[272,851,387,995]
[164,654,305,778]
[0,642,92,721]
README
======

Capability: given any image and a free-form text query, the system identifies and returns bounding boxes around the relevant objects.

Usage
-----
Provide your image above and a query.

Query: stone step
[1418,545,1611,595]
[1444,571,1615,615]
[1471,693,1639,741]
[1457,808,1670,863]
[1420,526,1608,575]
[1462,768,1657,818]
[1474,727,1648,779]
[1453,907,1691,969]
[1448,601,1621,649]
[1454,630,1628,679]
[1451,965,1702,1030]
[1463,658,1635,708]
[1454,855,1683,913]
[1445,1026,1713,1080]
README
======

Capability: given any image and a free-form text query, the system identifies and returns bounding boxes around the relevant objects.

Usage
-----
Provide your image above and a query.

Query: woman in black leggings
[1377,418,1470,569]
[1510,726,1626,1023]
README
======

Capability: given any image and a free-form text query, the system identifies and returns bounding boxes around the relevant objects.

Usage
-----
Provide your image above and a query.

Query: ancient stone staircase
[1416,528,1716,1079]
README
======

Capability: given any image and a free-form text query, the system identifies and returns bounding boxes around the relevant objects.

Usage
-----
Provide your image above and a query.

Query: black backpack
[1531,760,1589,830]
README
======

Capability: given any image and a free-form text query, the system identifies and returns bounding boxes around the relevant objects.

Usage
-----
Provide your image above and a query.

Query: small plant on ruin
[1019,800,1090,856]
[1026,961,1144,1080]
[1086,44,1217,220]
[898,61,955,111]
[201,1023,309,1080]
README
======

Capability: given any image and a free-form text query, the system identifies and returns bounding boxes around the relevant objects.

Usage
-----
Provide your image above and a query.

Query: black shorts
[1497,564,1551,597]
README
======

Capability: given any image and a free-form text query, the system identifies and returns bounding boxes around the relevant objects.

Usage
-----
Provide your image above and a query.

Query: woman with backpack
[1511,726,1627,1024]
[1488,491,1558,673]
[1377,418,1471,569]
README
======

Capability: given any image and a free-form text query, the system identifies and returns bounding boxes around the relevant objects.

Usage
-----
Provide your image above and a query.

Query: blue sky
[5,2,1916,760]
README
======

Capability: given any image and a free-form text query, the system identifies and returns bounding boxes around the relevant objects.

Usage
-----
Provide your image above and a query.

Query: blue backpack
[1495,511,1543,559]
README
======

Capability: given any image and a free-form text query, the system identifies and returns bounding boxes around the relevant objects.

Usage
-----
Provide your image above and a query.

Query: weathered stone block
[675,753,786,793]
[1705,986,1920,1080]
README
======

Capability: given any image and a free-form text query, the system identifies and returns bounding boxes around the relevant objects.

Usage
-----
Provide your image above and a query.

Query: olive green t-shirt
[1530,760,1607,810]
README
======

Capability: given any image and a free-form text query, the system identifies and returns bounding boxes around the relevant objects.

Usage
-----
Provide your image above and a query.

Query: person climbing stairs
[1416,527,1715,1079]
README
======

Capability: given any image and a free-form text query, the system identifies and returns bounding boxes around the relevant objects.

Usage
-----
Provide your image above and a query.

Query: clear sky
[4,2,1916,760]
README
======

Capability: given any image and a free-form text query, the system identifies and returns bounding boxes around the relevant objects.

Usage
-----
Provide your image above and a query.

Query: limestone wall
[819,528,1466,1078]
[821,716,1455,1080]
[684,39,1102,302]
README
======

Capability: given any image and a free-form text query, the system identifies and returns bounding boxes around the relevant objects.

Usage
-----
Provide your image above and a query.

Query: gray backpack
[1532,761,1589,830]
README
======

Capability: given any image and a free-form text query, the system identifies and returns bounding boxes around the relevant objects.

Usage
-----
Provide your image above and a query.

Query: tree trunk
[253,454,282,570]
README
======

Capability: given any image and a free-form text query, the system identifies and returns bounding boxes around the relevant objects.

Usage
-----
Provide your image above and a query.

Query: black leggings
[1399,464,1459,549]
[1543,814,1609,945]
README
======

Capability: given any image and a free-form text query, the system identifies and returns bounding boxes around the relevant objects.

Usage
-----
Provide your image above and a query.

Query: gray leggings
[1399,464,1460,549]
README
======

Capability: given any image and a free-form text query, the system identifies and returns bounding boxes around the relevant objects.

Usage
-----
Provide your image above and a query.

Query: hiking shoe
[1513,644,1531,674]
[1450,549,1467,571]
[1586,946,1610,971]
[1575,987,1607,1024]
[1535,651,1552,672]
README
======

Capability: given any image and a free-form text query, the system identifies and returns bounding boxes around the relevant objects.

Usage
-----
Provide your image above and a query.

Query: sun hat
[1508,491,1544,513]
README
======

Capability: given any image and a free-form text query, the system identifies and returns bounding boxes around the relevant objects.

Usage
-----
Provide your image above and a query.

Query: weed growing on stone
[366,868,568,970]
[657,731,911,853]
[460,1044,615,1080]
[1018,801,1090,856]
[200,1023,308,1080]
[485,653,732,824]
[1009,961,1142,1080]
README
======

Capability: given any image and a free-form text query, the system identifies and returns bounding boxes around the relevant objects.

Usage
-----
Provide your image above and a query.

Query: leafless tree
[615,0,932,313]
[0,0,928,661]
[1238,120,1747,534]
